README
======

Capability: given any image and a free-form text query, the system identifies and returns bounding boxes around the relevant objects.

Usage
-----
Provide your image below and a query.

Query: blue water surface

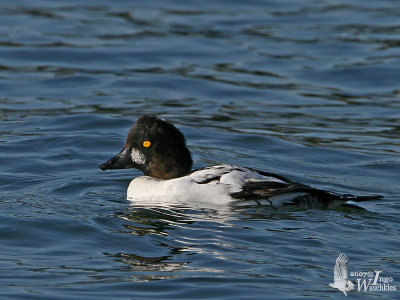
[0,0,399,299]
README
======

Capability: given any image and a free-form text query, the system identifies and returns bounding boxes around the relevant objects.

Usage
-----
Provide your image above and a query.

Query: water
[1,0,399,298]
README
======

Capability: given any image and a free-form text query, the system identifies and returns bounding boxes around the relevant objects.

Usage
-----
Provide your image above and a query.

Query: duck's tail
[308,188,383,209]
[332,193,383,210]
[338,194,383,202]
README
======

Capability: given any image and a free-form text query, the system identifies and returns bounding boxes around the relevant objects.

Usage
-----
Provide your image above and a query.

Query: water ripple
[1,0,399,299]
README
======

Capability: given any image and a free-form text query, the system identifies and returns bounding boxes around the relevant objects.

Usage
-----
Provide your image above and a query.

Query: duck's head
[99,115,192,180]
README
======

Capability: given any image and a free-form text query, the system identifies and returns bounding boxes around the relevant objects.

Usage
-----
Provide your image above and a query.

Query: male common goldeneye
[99,115,380,208]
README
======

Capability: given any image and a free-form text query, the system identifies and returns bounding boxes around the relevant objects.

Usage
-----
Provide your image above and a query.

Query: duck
[99,115,381,208]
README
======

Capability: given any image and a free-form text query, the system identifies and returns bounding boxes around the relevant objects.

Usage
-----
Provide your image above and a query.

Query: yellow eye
[142,140,151,148]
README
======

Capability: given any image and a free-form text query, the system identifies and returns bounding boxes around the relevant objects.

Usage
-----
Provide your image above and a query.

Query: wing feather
[334,253,348,283]
[189,165,358,209]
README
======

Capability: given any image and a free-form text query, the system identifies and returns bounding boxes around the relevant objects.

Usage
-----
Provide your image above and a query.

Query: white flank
[126,164,288,206]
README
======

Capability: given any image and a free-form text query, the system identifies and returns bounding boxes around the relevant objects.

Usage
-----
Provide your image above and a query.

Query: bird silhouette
[329,253,354,296]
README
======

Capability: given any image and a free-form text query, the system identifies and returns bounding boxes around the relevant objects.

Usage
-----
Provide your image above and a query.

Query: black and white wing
[229,168,344,208]
[190,164,335,208]
[190,164,379,208]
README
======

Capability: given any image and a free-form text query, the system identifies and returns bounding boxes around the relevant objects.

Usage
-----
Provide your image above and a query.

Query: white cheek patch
[131,148,146,165]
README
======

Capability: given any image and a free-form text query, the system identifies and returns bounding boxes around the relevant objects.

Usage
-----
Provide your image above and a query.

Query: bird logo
[329,253,355,296]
